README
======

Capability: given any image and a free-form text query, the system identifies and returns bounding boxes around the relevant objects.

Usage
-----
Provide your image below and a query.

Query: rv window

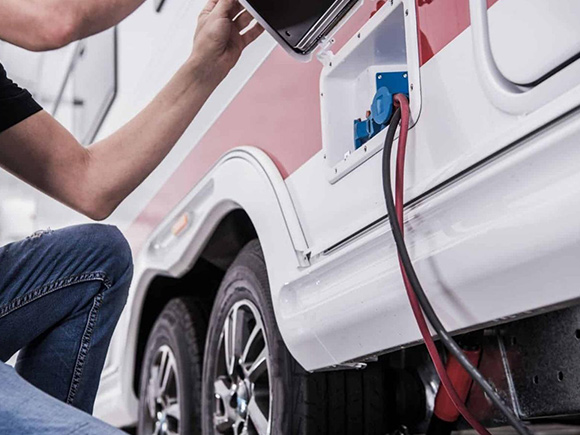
[52,28,117,145]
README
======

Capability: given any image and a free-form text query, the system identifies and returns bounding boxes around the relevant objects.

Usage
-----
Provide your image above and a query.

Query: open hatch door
[239,0,363,61]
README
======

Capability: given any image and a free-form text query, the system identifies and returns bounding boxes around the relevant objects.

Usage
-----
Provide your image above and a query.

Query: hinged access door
[240,0,363,61]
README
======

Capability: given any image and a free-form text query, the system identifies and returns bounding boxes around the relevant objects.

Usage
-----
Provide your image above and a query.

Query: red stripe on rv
[126,0,500,252]
[125,47,325,247]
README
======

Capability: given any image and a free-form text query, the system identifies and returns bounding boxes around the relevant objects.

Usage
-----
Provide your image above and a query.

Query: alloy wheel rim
[212,299,272,435]
[146,344,181,435]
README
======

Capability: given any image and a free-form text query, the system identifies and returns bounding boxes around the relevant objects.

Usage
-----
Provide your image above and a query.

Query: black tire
[202,240,387,435]
[138,297,208,435]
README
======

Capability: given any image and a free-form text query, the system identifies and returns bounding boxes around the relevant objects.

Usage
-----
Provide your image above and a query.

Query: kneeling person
[0,0,263,432]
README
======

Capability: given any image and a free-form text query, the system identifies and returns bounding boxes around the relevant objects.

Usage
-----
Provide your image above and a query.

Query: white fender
[94,147,326,426]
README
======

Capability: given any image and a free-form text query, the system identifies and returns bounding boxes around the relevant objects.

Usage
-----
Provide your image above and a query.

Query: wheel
[202,240,387,435]
[138,297,207,435]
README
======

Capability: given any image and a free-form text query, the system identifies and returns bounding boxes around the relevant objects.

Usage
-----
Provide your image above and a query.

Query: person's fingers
[228,0,244,20]
[241,22,264,46]
[212,0,242,19]
[234,10,254,32]
[228,2,245,19]
[200,0,220,16]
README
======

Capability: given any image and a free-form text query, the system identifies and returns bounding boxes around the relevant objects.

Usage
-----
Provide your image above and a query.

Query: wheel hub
[145,345,181,435]
[213,300,272,435]
[235,379,250,418]
[155,399,170,434]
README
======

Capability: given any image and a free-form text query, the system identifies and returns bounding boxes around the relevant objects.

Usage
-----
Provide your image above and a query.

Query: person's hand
[190,0,264,82]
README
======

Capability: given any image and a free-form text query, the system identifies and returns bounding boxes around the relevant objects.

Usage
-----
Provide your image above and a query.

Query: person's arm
[0,0,146,51]
[0,0,263,221]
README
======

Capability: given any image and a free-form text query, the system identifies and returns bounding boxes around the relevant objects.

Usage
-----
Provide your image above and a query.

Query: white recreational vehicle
[3,0,580,433]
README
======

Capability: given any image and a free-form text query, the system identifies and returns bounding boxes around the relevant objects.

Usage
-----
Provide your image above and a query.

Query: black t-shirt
[0,62,42,133]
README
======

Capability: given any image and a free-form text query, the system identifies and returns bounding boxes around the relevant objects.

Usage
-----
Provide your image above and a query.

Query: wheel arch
[132,209,258,394]
[106,147,310,424]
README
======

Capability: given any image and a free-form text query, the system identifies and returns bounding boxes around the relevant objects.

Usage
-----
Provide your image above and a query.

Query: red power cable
[392,94,490,435]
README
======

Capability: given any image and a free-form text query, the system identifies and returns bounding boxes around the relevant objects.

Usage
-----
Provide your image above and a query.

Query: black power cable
[381,106,532,435]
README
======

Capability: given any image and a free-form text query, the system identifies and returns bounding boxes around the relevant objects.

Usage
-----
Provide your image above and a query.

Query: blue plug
[353,71,408,149]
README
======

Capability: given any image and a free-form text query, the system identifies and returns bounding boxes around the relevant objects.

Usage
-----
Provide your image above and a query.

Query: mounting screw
[410,84,414,91]
[323,154,327,159]
[405,9,409,16]
[363,145,368,152]
[335,168,338,174]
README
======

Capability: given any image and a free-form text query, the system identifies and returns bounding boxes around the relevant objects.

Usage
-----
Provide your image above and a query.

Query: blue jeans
[0,363,122,434]
[0,224,132,433]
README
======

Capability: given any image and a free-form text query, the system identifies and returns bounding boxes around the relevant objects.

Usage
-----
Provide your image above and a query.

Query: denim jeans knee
[95,225,132,285]
[0,223,135,413]
[57,224,134,307]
